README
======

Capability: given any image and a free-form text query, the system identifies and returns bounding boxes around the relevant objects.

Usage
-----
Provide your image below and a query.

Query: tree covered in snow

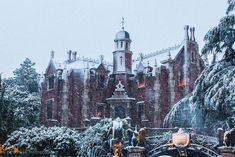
[164,1,235,135]
[5,118,127,156]
[77,118,125,157]
[13,58,40,93]
[164,61,235,135]
[4,81,40,128]
[202,0,235,61]
[0,76,15,143]
[0,58,40,142]
[5,126,79,156]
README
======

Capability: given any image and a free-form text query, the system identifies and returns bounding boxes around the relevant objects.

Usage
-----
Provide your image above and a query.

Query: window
[96,105,104,117]
[98,74,105,88]
[46,100,53,119]
[137,72,145,88]
[121,41,123,48]
[138,103,145,120]
[48,75,54,90]
[191,52,195,62]
[125,42,128,49]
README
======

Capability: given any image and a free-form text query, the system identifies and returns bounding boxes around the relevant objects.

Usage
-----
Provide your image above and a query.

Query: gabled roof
[45,59,62,75]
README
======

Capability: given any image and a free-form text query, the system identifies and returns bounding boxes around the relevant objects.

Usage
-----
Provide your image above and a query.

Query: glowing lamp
[172,128,190,147]
[0,145,5,155]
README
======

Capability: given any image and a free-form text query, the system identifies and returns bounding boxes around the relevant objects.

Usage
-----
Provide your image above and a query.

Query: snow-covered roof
[132,44,183,71]
[65,57,113,72]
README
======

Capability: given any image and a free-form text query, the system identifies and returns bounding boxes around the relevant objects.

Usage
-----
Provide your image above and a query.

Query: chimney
[190,27,193,41]
[192,27,196,41]
[72,51,77,61]
[67,50,72,61]
[184,25,189,41]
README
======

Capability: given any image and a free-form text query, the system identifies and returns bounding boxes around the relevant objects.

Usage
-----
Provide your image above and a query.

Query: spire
[139,53,144,61]
[100,55,104,63]
[121,17,125,30]
[50,50,55,59]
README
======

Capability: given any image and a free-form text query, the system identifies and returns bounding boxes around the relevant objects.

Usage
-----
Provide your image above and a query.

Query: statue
[224,127,235,146]
[137,128,146,147]
[112,141,123,157]
[126,127,146,147]
[217,128,224,146]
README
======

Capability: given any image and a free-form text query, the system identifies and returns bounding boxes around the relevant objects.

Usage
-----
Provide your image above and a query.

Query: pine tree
[0,58,41,142]
[202,0,235,62]
[13,58,40,93]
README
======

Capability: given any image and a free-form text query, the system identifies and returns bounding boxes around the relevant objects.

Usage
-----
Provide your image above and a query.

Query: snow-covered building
[40,25,204,128]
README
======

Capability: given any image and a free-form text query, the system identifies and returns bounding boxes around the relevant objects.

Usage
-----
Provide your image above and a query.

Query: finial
[139,53,144,61]
[154,59,158,67]
[50,50,55,59]
[168,51,171,59]
[100,55,104,63]
[121,17,125,30]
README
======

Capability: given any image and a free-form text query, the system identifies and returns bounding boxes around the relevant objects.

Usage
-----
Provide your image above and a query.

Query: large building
[40,25,204,128]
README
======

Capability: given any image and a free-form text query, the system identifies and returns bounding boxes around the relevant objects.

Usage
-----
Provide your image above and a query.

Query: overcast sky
[0,0,227,78]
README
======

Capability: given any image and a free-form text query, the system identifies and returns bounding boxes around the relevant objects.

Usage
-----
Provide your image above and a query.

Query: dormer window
[47,75,54,90]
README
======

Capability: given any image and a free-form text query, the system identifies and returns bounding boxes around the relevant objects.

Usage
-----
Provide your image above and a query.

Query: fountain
[106,81,135,125]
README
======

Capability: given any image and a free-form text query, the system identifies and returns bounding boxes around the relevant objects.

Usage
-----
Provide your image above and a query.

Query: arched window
[46,99,53,119]
[47,75,54,90]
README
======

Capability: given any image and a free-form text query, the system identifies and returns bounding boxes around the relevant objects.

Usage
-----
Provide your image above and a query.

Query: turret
[113,18,132,74]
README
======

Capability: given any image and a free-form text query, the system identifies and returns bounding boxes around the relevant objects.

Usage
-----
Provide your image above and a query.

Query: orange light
[138,82,145,88]
[12,146,20,155]
[96,111,102,117]
[0,145,5,155]
[172,129,190,147]
[178,80,187,87]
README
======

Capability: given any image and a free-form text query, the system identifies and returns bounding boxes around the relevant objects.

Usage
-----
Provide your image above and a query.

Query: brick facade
[40,25,204,128]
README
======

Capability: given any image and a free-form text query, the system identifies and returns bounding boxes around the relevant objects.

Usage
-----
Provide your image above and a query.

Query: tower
[113,18,132,74]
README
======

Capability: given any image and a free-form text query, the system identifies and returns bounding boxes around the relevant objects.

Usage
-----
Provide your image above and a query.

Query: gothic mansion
[40,25,204,128]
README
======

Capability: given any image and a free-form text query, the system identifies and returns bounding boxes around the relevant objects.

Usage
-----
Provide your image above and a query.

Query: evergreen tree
[0,58,41,142]
[13,58,40,93]
[202,0,235,61]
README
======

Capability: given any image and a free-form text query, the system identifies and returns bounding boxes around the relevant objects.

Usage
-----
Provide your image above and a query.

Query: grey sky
[0,0,227,77]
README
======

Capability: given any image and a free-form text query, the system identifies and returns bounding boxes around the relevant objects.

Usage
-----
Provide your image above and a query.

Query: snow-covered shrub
[5,126,79,156]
